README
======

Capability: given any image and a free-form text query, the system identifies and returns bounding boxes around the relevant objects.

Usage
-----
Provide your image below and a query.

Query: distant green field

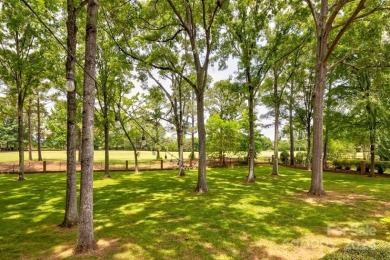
[0,150,198,163]
[0,150,277,163]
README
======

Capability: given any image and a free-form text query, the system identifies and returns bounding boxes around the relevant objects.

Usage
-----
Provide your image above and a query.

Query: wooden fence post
[43,161,47,172]
[126,160,129,171]
[161,159,163,170]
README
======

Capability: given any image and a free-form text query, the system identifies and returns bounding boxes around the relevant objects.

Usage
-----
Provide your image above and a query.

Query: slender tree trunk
[247,85,256,182]
[190,93,195,167]
[271,68,280,176]
[120,120,139,174]
[369,115,376,177]
[61,0,79,228]
[75,0,98,253]
[323,126,329,170]
[103,118,110,178]
[306,123,312,170]
[37,95,42,161]
[308,27,327,196]
[17,87,25,181]
[27,100,33,161]
[289,81,295,166]
[195,88,208,193]
[272,104,280,176]
[177,129,185,176]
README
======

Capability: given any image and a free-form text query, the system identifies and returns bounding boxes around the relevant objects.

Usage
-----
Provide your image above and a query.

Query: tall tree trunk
[61,0,79,229]
[17,86,25,181]
[103,118,110,178]
[247,85,256,182]
[272,104,280,176]
[177,129,185,176]
[195,88,208,193]
[289,81,295,166]
[306,122,312,170]
[323,125,329,170]
[75,0,98,254]
[271,68,280,176]
[27,100,33,161]
[369,112,376,177]
[37,95,42,161]
[190,93,195,167]
[308,26,327,196]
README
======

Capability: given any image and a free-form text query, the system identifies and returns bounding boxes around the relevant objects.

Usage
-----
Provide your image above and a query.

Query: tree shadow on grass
[1,166,389,259]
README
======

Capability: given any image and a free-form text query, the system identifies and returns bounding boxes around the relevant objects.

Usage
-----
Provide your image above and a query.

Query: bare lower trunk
[37,96,42,161]
[271,105,280,176]
[306,124,312,170]
[323,127,329,170]
[190,93,195,167]
[27,101,33,161]
[103,119,110,178]
[195,90,208,193]
[61,0,79,228]
[178,129,185,176]
[289,82,295,166]
[17,90,25,181]
[247,85,256,183]
[369,125,376,177]
[308,38,326,196]
[75,0,98,253]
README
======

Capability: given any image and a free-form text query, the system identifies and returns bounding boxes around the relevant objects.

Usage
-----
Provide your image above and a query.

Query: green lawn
[0,166,389,259]
[0,150,198,163]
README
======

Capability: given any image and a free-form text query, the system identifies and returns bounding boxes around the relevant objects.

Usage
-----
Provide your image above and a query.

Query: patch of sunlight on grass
[4,213,21,220]
[96,222,115,231]
[53,245,73,259]
[95,178,119,188]
[114,243,150,260]
[117,203,145,215]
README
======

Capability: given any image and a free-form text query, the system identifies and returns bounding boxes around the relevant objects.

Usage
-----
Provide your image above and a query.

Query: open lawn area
[0,166,389,259]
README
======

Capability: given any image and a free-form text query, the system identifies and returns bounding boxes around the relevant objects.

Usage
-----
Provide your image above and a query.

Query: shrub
[295,152,307,165]
[280,150,289,164]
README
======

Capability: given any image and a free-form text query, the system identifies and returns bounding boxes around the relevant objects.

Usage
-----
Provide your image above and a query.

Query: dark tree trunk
[37,95,42,161]
[247,84,256,183]
[27,100,33,161]
[75,0,98,254]
[177,129,185,176]
[306,123,312,170]
[323,126,329,170]
[271,69,280,176]
[103,118,110,178]
[17,86,25,181]
[308,32,327,196]
[61,0,79,229]
[103,85,110,178]
[289,81,295,166]
[272,104,280,176]
[195,88,208,193]
[190,93,195,167]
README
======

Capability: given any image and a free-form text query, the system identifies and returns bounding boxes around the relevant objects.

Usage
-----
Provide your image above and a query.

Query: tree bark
[27,100,33,161]
[308,25,327,196]
[289,81,295,166]
[37,95,42,161]
[103,87,110,178]
[195,88,208,193]
[177,129,185,176]
[272,105,280,175]
[61,0,79,229]
[75,0,98,254]
[247,85,256,183]
[271,69,280,176]
[17,84,25,181]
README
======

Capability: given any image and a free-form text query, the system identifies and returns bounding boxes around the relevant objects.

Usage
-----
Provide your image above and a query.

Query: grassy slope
[0,166,389,259]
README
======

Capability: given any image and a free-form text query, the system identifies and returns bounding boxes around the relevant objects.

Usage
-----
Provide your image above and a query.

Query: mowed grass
[0,166,389,259]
